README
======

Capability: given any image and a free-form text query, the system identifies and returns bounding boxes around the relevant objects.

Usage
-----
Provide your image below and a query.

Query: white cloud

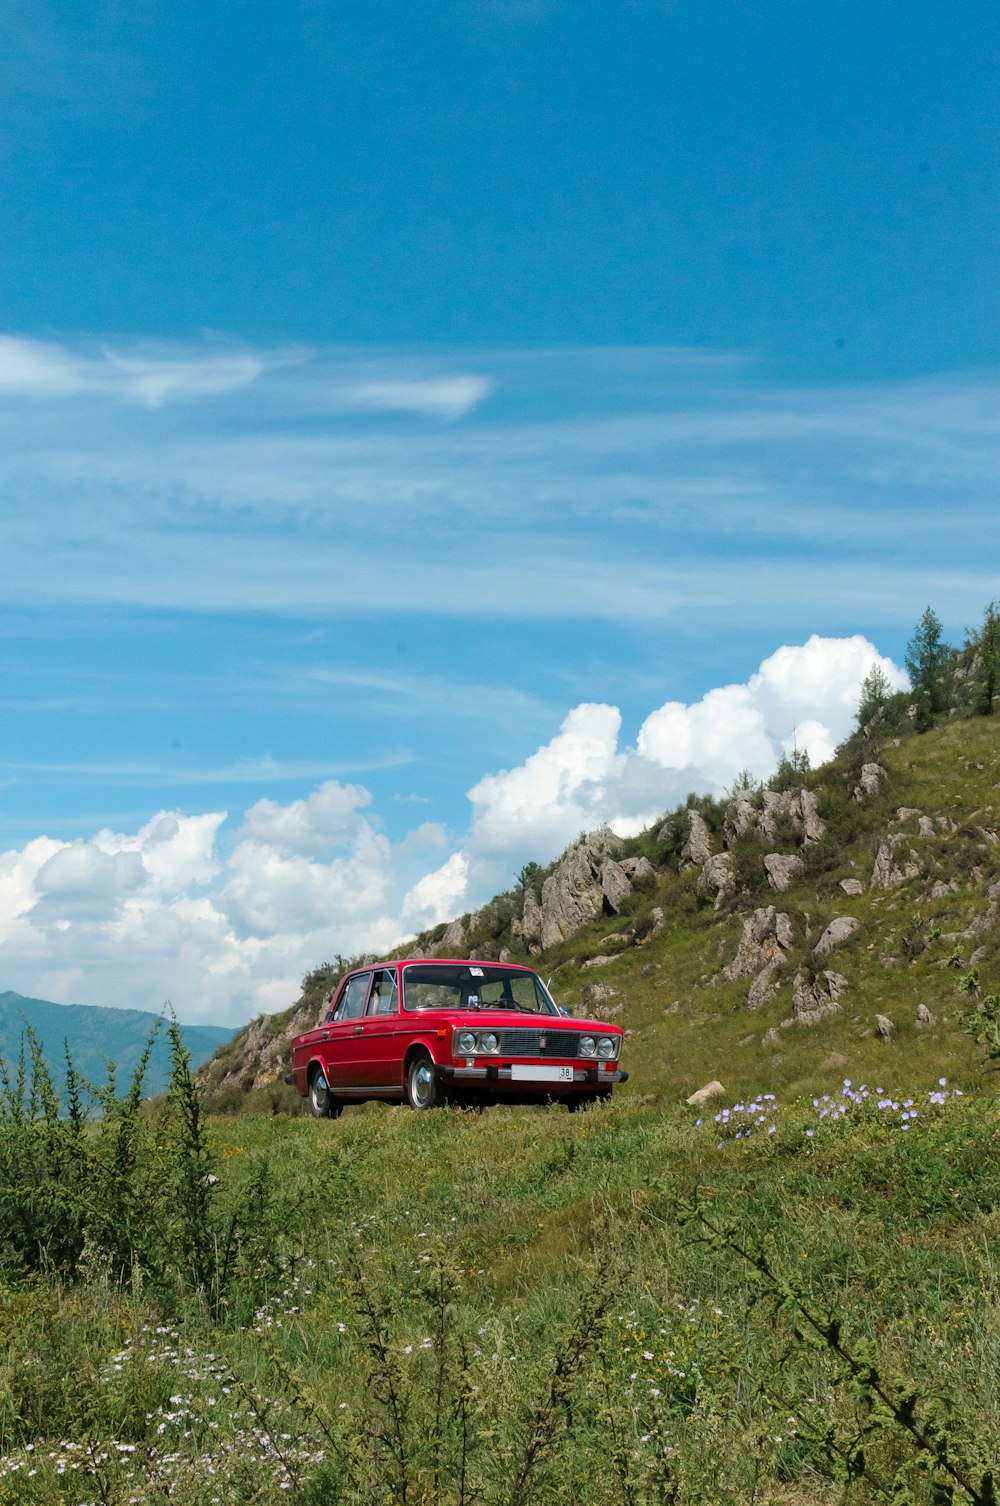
[402,852,469,926]
[338,375,492,419]
[467,704,626,862]
[0,635,908,1025]
[239,781,373,856]
[0,334,268,406]
[0,335,84,397]
[102,350,266,407]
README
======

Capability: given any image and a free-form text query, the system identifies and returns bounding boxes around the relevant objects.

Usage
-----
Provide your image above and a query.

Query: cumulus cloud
[0,635,906,1026]
[238,781,374,856]
[402,852,469,927]
[463,635,906,890]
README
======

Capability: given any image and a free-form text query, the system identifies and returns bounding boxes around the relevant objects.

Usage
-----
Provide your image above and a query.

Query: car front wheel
[406,1052,442,1111]
[309,1066,343,1119]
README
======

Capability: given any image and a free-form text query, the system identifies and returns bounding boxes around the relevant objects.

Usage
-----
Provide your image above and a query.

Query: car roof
[347,958,537,971]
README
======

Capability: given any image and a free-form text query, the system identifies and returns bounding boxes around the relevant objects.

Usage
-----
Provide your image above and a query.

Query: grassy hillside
[199,708,1000,1114]
[0,1063,996,1503]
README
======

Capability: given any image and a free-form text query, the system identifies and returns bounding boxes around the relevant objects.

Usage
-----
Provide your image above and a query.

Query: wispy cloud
[0,752,414,786]
[0,337,997,637]
[0,334,273,406]
[336,374,493,419]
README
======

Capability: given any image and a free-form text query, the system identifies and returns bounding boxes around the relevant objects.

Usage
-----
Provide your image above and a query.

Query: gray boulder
[854,763,887,802]
[839,877,864,896]
[764,852,804,892]
[697,852,735,908]
[727,906,794,980]
[814,916,860,957]
[871,836,923,890]
[686,1080,726,1109]
[787,969,848,1027]
[635,906,665,945]
[620,855,656,885]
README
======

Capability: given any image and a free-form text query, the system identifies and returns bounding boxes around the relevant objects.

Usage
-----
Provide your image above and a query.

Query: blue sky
[0,0,997,1023]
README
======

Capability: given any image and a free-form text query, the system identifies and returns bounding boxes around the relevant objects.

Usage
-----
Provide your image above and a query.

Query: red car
[288,958,627,1116]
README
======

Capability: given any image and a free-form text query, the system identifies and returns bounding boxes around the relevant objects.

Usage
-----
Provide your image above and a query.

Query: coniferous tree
[967,600,1000,716]
[904,606,952,729]
[856,663,892,732]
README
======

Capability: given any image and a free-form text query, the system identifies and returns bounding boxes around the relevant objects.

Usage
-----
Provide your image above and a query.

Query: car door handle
[321,1032,329,1040]
[353,1025,364,1035]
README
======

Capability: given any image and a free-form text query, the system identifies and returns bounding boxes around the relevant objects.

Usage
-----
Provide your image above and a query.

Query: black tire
[405,1052,442,1111]
[308,1066,343,1119]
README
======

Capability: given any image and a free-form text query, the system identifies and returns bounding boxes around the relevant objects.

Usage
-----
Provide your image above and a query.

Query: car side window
[365,969,398,1016]
[334,973,372,1022]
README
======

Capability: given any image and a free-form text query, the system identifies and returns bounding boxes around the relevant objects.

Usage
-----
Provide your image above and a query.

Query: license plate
[510,1064,575,1083]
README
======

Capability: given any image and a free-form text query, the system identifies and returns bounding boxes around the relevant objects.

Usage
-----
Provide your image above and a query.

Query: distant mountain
[0,992,236,1100]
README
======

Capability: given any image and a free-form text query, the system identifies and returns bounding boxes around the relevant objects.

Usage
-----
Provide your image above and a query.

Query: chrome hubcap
[413,1062,433,1106]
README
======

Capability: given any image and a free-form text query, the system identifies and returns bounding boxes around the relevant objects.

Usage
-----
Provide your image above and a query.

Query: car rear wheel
[309,1066,343,1119]
[406,1052,442,1111]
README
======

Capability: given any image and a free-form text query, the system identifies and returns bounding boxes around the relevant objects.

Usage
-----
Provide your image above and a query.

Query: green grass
[1,1069,999,1504]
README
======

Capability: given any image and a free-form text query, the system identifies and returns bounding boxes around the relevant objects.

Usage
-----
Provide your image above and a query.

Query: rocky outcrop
[727,907,794,979]
[697,852,735,908]
[538,827,632,949]
[871,836,923,890]
[206,1003,313,1098]
[438,918,467,955]
[840,877,864,896]
[520,888,543,951]
[814,916,860,957]
[680,811,714,869]
[580,982,621,1018]
[620,855,657,885]
[854,763,887,802]
[723,787,825,848]
[727,906,794,1010]
[786,969,848,1027]
[635,907,665,945]
[763,853,804,892]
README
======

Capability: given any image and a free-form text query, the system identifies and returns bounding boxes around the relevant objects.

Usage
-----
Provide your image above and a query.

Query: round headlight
[597,1036,616,1059]
[457,1030,477,1054]
[579,1035,596,1057]
[480,1032,499,1053]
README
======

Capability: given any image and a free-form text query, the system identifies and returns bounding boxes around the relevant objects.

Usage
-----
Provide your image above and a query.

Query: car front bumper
[439,1063,628,1086]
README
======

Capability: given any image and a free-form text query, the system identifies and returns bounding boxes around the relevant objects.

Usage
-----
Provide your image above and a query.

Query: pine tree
[904,606,952,729]
[856,663,892,732]
[968,600,1000,716]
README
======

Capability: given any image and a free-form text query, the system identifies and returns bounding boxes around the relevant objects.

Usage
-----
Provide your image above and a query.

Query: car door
[322,970,373,1091]
[353,967,403,1089]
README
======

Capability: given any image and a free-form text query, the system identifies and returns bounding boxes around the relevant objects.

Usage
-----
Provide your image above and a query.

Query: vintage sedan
[288,958,627,1116]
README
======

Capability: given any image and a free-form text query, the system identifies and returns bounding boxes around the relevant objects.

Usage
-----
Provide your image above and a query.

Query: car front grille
[498,1028,582,1058]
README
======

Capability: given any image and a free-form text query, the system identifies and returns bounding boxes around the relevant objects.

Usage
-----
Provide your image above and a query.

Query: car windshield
[402,964,557,1015]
